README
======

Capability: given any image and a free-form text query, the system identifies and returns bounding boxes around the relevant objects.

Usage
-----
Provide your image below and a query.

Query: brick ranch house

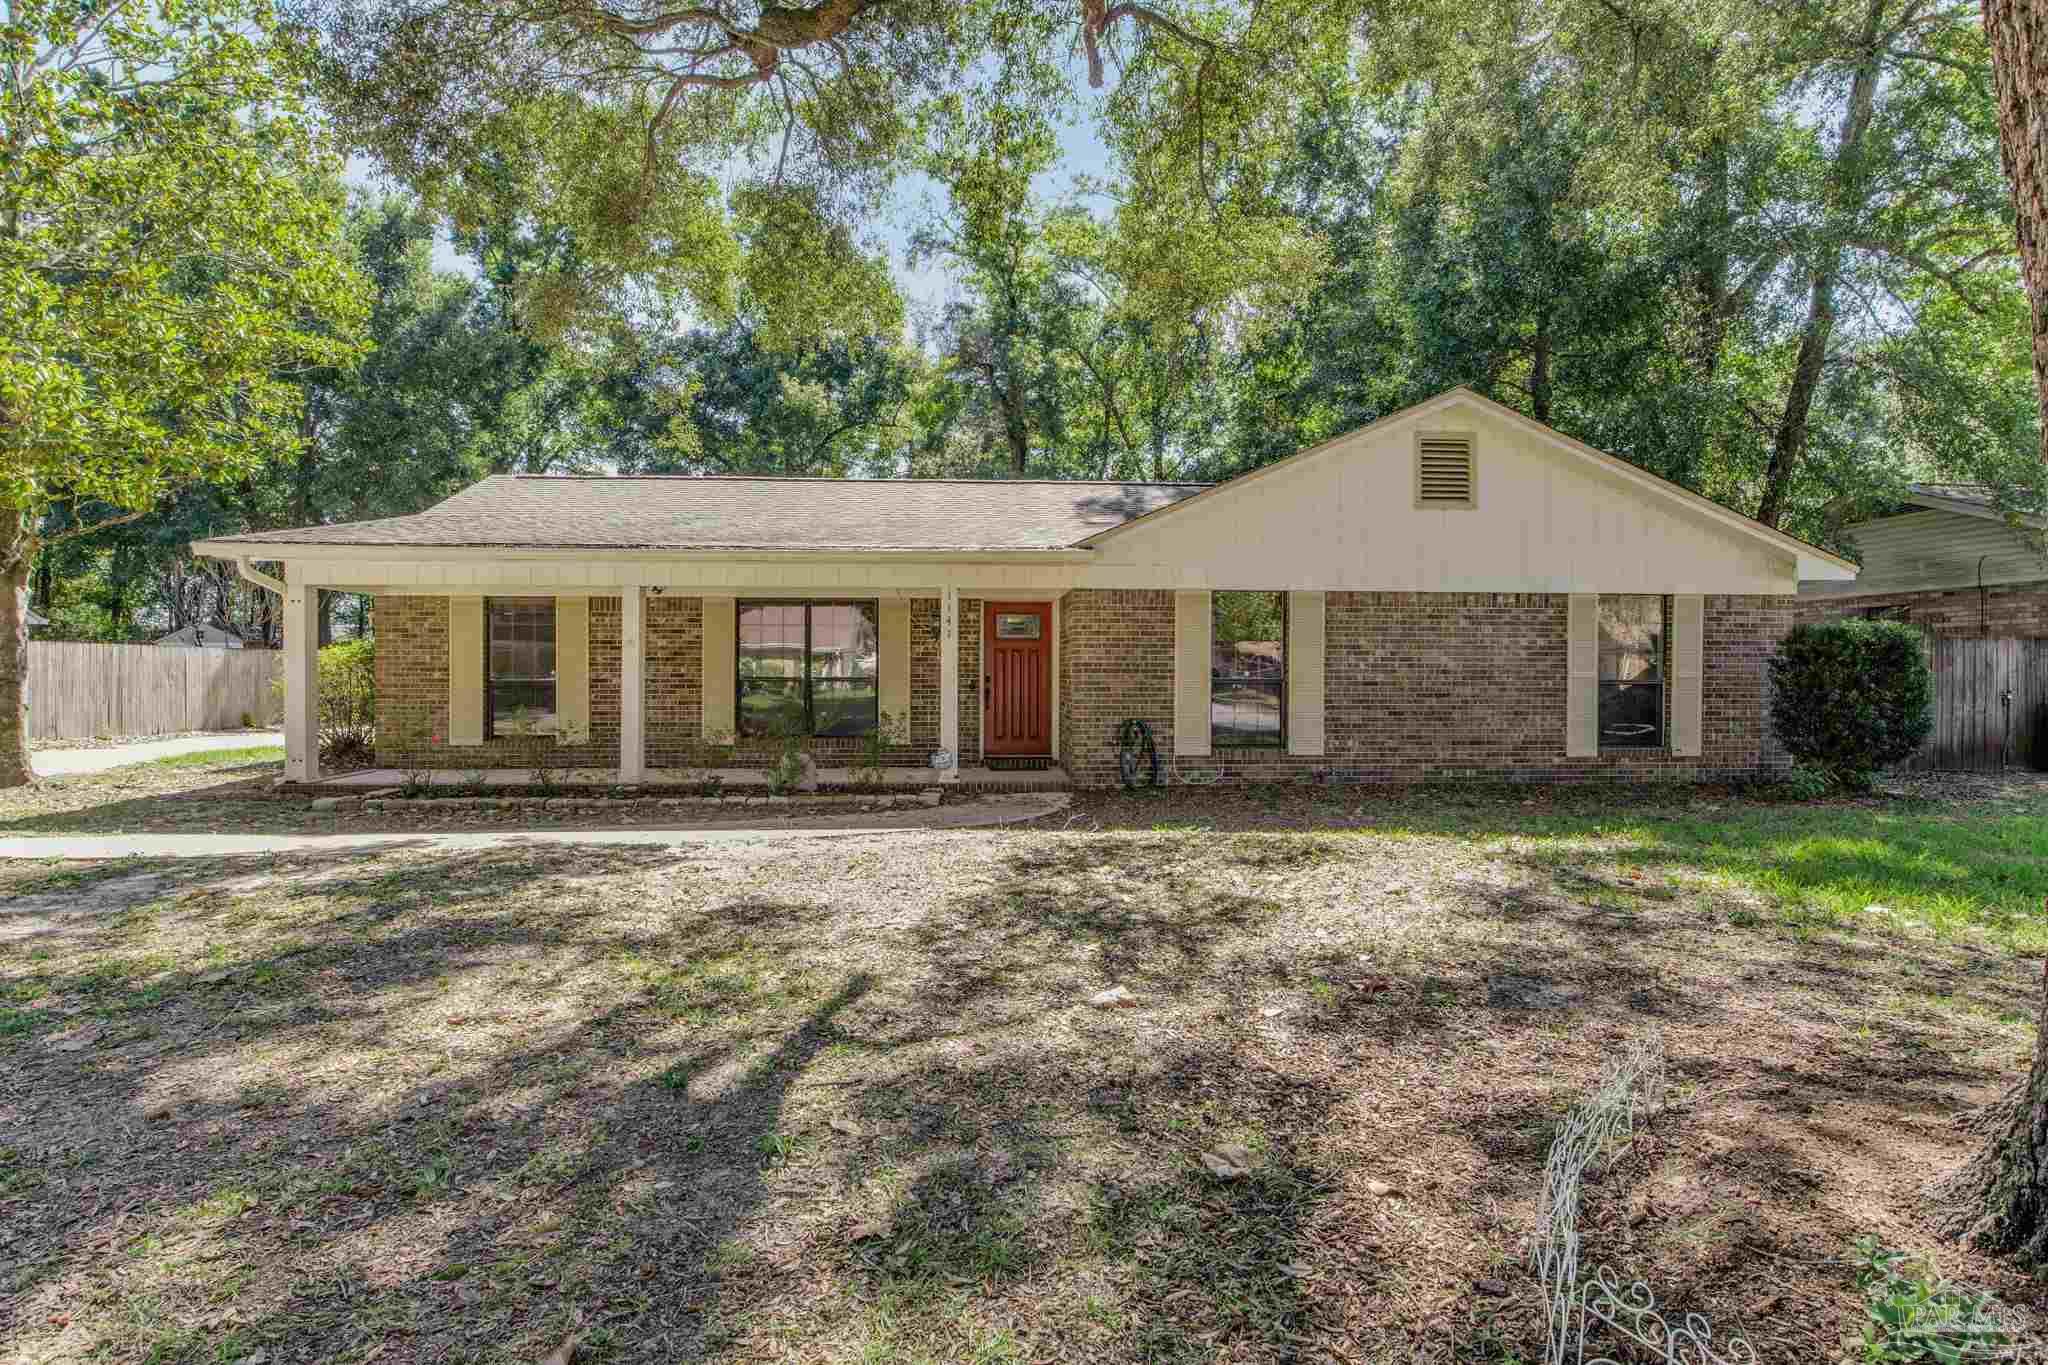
[192,388,1857,788]
[1797,483,2048,633]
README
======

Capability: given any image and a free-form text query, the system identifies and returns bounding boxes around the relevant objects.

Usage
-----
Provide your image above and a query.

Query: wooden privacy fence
[1914,635,2048,772]
[27,641,281,742]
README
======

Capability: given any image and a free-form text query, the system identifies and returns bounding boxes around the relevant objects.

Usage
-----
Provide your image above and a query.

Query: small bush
[1846,1235,2012,1362]
[316,639,376,769]
[765,737,807,795]
[1768,621,1932,786]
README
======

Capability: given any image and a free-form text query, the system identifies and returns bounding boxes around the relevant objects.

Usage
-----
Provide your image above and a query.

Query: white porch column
[937,585,960,782]
[282,582,319,783]
[620,587,645,783]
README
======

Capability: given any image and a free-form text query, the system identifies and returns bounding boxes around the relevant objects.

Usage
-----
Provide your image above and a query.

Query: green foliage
[1845,1236,2012,1363]
[765,736,809,797]
[317,639,376,770]
[1,0,368,526]
[1768,622,1934,785]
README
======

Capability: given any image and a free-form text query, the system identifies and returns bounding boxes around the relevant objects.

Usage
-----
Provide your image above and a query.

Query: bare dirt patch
[1,787,2042,1363]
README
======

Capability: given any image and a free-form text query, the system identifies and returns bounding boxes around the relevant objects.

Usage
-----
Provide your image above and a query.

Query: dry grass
[1,781,2045,1362]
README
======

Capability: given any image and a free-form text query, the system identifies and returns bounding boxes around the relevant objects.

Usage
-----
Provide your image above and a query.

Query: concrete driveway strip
[0,792,1070,860]
[33,731,282,777]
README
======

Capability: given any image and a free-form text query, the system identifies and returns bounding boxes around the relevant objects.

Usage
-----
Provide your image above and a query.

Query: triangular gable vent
[1416,433,1475,508]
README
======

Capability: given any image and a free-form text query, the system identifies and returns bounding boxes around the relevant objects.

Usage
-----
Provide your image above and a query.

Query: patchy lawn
[1,751,290,833]
[2,782,2045,1363]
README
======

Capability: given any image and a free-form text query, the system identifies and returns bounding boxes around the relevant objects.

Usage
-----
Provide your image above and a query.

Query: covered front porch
[261,567,1075,785]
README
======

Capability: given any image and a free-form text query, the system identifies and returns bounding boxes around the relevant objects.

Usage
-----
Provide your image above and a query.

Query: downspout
[234,556,285,597]
[1978,553,1989,635]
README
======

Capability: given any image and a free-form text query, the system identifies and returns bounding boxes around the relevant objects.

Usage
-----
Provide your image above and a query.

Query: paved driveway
[32,731,282,777]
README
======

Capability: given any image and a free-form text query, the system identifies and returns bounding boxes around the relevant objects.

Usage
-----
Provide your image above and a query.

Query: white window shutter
[555,596,590,745]
[1286,591,1325,756]
[1565,593,1598,757]
[701,595,736,741]
[1672,594,1704,757]
[1174,590,1211,757]
[877,600,911,739]
[447,596,485,746]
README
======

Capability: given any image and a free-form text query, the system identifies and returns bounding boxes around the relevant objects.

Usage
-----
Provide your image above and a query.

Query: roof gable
[1082,389,1853,582]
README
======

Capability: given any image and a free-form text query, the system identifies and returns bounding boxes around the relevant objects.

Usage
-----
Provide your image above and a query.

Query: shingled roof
[1908,483,1997,508]
[215,475,1212,552]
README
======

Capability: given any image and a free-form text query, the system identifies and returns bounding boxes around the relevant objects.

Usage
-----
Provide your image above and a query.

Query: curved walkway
[0,791,1069,860]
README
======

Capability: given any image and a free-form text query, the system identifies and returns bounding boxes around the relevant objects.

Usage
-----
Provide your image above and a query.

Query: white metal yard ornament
[1535,1034,1757,1365]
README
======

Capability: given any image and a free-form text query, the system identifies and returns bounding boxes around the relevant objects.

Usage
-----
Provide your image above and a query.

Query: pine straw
[2,785,2044,1362]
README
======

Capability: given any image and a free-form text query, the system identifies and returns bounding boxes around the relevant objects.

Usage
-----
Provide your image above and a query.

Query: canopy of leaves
[1,0,368,543]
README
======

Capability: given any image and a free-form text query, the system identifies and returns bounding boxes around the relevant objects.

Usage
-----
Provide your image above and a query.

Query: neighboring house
[1797,484,2048,633]
[155,622,253,649]
[191,387,1856,786]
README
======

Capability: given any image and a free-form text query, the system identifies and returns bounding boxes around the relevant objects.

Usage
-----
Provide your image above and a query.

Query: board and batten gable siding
[1084,400,1797,594]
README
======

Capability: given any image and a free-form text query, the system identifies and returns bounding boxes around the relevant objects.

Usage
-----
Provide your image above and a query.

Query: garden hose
[1117,718,1161,789]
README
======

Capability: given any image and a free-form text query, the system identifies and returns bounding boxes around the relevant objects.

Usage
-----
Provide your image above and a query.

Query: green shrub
[1767,621,1932,786]
[1846,1235,2012,1362]
[316,639,376,769]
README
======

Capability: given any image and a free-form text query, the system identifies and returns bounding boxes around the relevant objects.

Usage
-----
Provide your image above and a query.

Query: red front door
[983,602,1052,756]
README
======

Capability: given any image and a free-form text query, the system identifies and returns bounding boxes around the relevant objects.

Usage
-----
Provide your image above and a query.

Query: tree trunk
[1691,136,1734,383]
[1753,0,1884,530]
[318,589,335,648]
[0,508,34,788]
[1987,0,2048,468]
[1940,956,2048,1263]
[1755,267,1837,529]
[1947,0,2048,1261]
[1530,324,1553,424]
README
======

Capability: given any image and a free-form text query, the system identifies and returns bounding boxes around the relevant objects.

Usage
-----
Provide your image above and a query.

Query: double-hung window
[738,601,879,738]
[1211,591,1286,748]
[486,597,557,737]
[1598,595,1664,749]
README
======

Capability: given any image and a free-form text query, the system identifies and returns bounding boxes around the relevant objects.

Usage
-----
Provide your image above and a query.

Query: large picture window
[738,601,879,738]
[1212,591,1286,748]
[486,597,557,738]
[1598,595,1664,750]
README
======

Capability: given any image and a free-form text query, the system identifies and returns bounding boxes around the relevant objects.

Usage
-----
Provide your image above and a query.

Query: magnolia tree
[0,0,365,784]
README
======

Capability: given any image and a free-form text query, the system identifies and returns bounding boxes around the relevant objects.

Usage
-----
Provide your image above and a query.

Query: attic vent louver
[1415,433,1476,509]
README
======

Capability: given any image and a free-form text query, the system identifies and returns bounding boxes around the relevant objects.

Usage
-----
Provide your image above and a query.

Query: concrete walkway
[33,731,282,777]
[0,792,1068,860]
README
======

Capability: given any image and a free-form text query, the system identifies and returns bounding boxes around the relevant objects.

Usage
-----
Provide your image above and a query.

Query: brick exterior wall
[375,589,1793,784]
[1056,589,1795,786]
[644,595,702,767]
[375,595,625,769]
[374,594,954,773]
[1795,581,2048,635]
